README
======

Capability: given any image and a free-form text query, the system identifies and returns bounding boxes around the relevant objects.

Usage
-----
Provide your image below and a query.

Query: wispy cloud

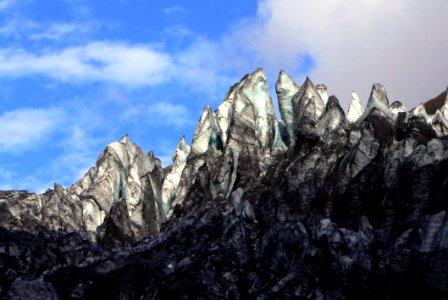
[0,0,15,12]
[0,18,37,37]
[0,168,59,193]
[0,106,108,192]
[29,22,96,41]
[0,107,64,152]
[122,102,193,128]
[173,38,242,101]
[51,126,104,187]
[0,42,175,87]
[163,5,188,16]
[0,166,14,190]
[0,20,18,36]
[163,25,193,40]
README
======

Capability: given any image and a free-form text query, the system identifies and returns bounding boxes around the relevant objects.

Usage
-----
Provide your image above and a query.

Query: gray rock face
[276,70,300,145]
[1,69,448,298]
[173,68,287,210]
[316,84,329,104]
[161,136,190,215]
[0,135,164,245]
[225,68,285,158]
[360,83,392,121]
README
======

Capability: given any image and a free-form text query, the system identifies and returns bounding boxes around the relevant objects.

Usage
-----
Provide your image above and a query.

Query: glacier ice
[275,70,300,145]
[161,136,190,216]
[346,91,364,123]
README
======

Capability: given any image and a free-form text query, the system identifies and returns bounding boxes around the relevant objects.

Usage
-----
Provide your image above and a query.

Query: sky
[0,0,447,192]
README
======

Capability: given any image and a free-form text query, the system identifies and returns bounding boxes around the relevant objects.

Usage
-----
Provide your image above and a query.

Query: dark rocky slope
[1,69,448,299]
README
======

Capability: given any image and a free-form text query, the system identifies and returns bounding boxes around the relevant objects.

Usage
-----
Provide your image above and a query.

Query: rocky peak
[322,96,346,130]
[389,101,407,122]
[2,70,448,249]
[316,84,329,104]
[173,136,190,168]
[430,110,448,137]
[370,83,390,106]
[294,77,326,119]
[390,101,406,114]
[75,134,156,209]
[161,136,191,215]
[411,103,431,122]
[424,87,448,115]
[275,70,300,145]
[285,77,326,148]
[360,83,392,121]
[0,135,165,244]
[215,82,242,145]
[346,91,364,123]
[226,68,285,157]
[190,105,222,156]
[316,96,347,145]
[3,69,448,299]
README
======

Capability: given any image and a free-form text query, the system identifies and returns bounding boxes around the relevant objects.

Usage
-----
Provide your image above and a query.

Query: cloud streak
[0,42,175,87]
[0,107,64,152]
[0,0,14,12]
[163,5,188,16]
[29,22,95,41]
[122,102,193,128]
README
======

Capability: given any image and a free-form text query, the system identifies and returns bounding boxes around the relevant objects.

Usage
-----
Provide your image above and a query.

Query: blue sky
[0,0,261,191]
[0,0,447,192]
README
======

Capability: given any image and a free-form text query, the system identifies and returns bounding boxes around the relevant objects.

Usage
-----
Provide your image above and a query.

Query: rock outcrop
[276,70,300,144]
[1,69,448,299]
[0,135,164,245]
[347,91,364,123]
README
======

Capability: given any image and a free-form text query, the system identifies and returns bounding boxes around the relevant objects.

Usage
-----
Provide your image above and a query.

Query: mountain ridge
[1,68,448,298]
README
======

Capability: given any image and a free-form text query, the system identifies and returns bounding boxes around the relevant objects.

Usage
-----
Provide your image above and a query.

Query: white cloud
[2,0,444,109]
[0,18,37,37]
[0,107,64,152]
[0,42,175,87]
[0,17,95,41]
[232,0,448,107]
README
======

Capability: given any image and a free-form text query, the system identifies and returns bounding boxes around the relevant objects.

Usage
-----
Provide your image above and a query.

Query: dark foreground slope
[1,69,448,299]
[2,154,448,299]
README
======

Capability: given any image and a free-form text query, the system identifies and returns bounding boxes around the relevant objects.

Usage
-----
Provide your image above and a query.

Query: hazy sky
[0,0,447,192]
